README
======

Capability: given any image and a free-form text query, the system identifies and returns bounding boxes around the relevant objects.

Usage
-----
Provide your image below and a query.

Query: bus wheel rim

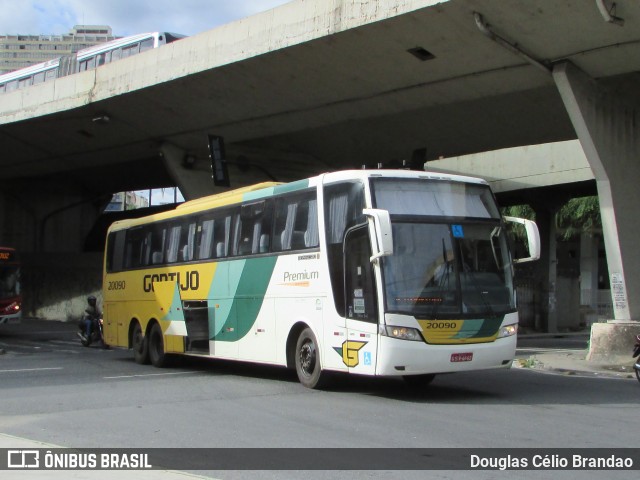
[299,341,316,376]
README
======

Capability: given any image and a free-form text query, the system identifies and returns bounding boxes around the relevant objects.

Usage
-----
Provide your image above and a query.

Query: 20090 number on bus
[107,280,126,291]
[143,271,200,293]
[423,322,459,330]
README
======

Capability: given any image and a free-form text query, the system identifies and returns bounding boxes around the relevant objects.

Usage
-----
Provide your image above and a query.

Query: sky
[0,0,291,37]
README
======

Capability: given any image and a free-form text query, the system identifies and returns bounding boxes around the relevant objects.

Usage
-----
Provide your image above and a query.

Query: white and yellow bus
[102,170,539,388]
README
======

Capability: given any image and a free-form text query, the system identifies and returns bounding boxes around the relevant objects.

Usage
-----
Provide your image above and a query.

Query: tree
[555,196,601,240]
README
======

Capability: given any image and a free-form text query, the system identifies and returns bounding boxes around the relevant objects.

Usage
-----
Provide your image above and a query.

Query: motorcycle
[633,334,640,383]
[77,315,107,348]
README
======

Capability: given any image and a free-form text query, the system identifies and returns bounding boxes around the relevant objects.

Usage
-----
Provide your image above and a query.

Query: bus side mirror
[504,216,541,263]
[363,208,393,262]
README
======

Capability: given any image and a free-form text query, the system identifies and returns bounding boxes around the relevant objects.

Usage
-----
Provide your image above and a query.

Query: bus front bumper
[376,334,517,376]
[0,312,21,325]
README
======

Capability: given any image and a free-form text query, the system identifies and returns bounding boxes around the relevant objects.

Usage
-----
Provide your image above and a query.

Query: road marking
[104,371,200,380]
[0,367,63,373]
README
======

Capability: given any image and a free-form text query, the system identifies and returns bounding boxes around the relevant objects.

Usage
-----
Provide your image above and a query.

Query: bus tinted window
[106,231,126,272]
[323,181,365,316]
[196,211,234,260]
[372,178,500,219]
[273,191,319,251]
[236,201,273,256]
[149,223,167,265]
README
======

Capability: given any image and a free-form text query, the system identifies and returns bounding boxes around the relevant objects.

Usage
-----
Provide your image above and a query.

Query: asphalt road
[0,319,637,480]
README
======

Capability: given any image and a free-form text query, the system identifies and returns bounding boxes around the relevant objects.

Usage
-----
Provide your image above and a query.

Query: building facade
[0,25,116,75]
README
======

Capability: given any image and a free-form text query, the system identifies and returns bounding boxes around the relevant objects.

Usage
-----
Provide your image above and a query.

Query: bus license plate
[451,352,473,362]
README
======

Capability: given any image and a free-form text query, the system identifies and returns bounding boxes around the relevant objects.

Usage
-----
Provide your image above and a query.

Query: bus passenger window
[237,201,272,256]
[166,225,182,263]
[274,191,318,251]
[148,224,167,265]
[197,219,214,260]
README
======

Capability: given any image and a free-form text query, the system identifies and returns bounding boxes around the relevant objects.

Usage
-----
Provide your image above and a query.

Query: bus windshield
[0,265,20,300]
[371,178,515,318]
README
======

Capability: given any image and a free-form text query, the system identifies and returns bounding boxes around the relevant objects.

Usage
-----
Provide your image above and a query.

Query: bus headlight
[497,323,518,338]
[382,325,423,341]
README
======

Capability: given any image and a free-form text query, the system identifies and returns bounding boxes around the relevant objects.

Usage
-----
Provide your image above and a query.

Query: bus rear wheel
[132,322,149,365]
[295,327,327,389]
[148,323,168,368]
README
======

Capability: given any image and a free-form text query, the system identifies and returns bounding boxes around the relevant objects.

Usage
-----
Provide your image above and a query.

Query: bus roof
[106,170,489,233]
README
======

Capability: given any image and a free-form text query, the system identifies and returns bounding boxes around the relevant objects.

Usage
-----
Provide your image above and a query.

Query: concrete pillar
[530,204,559,333]
[160,143,216,200]
[553,61,640,360]
[579,233,599,325]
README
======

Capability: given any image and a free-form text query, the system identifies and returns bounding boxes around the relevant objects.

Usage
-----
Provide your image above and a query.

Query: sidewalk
[0,434,216,480]
[515,343,639,380]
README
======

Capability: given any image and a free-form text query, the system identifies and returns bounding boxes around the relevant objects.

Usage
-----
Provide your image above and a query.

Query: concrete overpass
[0,0,639,347]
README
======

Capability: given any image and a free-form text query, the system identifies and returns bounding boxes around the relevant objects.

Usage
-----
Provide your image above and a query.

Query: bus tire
[132,322,149,365]
[295,327,327,389]
[402,374,436,389]
[148,323,168,368]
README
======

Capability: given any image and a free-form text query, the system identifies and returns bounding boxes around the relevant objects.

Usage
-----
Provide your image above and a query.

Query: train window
[45,69,57,81]
[97,53,107,67]
[121,43,140,58]
[140,38,154,53]
[111,48,122,61]
[33,72,45,84]
[85,56,96,70]
[5,80,18,92]
[18,77,31,89]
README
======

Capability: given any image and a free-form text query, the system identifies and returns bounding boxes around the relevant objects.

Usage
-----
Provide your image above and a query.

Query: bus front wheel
[295,327,327,389]
[132,322,149,365]
[148,323,168,368]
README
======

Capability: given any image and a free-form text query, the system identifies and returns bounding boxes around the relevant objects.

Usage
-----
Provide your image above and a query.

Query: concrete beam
[160,143,216,201]
[424,140,594,193]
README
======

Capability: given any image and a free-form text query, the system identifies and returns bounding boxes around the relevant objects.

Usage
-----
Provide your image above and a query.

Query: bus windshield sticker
[452,225,464,238]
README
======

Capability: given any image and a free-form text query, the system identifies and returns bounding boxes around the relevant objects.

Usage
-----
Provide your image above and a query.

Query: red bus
[0,247,21,325]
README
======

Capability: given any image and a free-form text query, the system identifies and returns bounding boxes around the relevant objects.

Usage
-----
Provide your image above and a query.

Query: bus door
[343,225,378,375]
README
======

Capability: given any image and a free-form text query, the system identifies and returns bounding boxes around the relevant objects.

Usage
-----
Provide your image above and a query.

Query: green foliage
[502,204,535,221]
[556,196,601,240]
[501,197,601,242]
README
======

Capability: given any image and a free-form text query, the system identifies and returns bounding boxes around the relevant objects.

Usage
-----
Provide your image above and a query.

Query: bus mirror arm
[363,208,394,263]
[504,216,541,263]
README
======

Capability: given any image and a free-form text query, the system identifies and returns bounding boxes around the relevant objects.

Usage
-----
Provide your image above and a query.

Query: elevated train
[0,32,184,94]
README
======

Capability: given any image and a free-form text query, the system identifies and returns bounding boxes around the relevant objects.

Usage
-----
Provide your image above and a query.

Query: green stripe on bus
[209,257,277,342]
[452,317,503,339]
[273,179,309,195]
